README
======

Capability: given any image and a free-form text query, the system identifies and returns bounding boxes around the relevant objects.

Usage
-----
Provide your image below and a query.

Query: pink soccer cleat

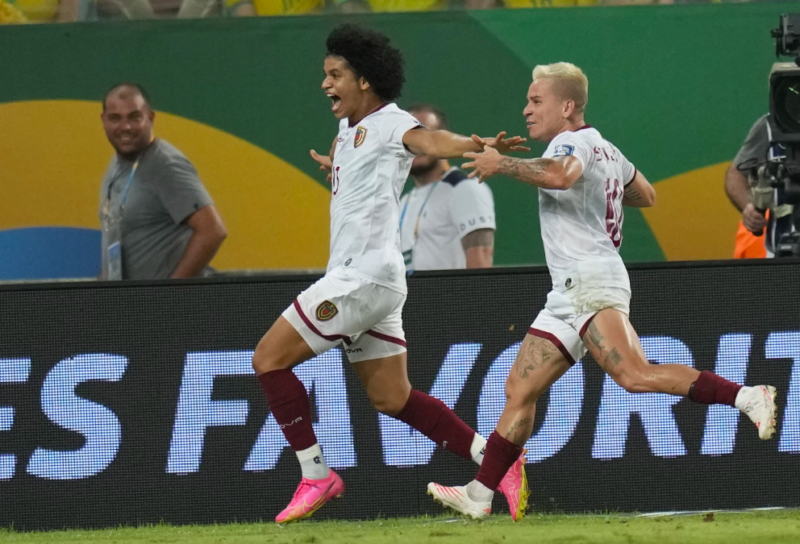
[275,470,344,524]
[498,453,529,521]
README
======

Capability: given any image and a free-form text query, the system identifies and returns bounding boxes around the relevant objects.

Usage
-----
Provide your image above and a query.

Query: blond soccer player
[427,63,778,521]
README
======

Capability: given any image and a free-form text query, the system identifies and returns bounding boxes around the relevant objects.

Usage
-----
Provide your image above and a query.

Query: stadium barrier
[1,260,799,530]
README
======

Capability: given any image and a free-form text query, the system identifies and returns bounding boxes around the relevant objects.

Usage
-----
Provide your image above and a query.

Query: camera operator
[725,115,770,258]
[725,14,800,258]
[725,71,798,259]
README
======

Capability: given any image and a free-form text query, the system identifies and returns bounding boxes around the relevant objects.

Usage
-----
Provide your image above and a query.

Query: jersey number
[605,178,623,248]
[332,166,341,196]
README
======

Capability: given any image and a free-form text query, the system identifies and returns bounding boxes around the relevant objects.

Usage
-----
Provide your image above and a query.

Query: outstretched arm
[403,129,528,159]
[463,145,582,189]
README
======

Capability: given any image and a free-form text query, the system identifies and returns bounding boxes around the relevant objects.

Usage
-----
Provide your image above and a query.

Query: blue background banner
[0,261,798,530]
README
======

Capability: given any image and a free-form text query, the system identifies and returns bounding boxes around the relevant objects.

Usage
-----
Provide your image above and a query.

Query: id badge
[107,241,123,281]
[402,248,413,272]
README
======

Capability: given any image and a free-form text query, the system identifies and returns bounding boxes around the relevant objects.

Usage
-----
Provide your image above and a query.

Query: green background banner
[0,4,790,277]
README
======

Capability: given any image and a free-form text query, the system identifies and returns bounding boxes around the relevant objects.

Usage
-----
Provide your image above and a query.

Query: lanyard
[104,158,140,218]
[400,181,439,242]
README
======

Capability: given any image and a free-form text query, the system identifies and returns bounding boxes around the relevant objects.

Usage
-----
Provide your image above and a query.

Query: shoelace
[292,480,320,500]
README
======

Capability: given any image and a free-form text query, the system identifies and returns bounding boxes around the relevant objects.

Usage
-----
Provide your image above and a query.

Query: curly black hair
[326,24,405,103]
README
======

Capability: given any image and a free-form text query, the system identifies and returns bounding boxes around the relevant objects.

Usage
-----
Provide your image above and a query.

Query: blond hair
[532,62,589,114]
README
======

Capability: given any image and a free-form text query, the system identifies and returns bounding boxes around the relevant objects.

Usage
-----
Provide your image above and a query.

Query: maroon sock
[257,369,318,451]
[689,370,743,408]
[393,389,475,461]
[475,431,523,491]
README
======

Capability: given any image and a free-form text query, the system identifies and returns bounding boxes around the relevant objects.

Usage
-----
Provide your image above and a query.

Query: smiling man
[98,83,226,280]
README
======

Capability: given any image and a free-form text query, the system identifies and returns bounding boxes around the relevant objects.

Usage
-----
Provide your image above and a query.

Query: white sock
[466,479,494,503]
[296,444,330,480]
[734,386,753,411]
[470,434,487,465]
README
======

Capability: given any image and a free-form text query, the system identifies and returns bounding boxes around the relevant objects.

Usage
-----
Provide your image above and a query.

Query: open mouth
[327,93,342,113]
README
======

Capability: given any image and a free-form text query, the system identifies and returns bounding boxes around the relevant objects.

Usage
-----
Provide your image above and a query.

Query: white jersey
[328,103,421,294]
[399,167,495,270]
[539,125,637,295]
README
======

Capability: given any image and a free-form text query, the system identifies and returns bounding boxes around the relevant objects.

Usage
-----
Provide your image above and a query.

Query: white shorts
[282,266,407,363]
[529,287,631,365]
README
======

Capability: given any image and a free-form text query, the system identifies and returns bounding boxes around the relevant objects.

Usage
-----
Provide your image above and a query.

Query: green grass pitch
[2,510,799,544]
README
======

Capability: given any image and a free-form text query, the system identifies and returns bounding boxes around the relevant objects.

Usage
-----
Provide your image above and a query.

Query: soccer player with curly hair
[251,24,530,523]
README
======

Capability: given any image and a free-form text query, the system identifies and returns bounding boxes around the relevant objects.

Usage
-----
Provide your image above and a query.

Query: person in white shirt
[248,24,531,524]
[400,104,496,271]
[428,62,779,521]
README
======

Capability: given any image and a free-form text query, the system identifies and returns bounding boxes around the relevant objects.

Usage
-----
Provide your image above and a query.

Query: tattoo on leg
[514,336,557,379]
[605,347,623,370]
[585,321,625,373]
[516,361,535,379]
[586,322,605,352]
[504,417,532,444]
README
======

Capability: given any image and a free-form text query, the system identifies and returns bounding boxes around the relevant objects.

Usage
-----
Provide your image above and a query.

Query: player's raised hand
[310,149,333,183]
[463,145,503,183]
[475,132,530,154]
[310,149,332,171]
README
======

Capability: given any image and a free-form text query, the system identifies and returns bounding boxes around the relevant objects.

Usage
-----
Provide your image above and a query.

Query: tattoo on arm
[623,186,642,201]
[461,228,495,250]
[497,157,557,188]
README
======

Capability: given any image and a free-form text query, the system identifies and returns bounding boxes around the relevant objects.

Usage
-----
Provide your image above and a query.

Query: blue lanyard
[400,182,439,241]
[119,159,139,209]
[399,198,411,231]
[105,158,140,217]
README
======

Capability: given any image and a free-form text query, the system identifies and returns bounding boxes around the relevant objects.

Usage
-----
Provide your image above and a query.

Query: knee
[367,384,412,417]
[612,368,650,394]
[504,373,544,407]
[369,393,409,417]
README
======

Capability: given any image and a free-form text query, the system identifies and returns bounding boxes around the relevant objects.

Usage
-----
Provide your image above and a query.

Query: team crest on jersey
[553,144,575,157]
[316,300,338,321]
[354,126,368,148]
